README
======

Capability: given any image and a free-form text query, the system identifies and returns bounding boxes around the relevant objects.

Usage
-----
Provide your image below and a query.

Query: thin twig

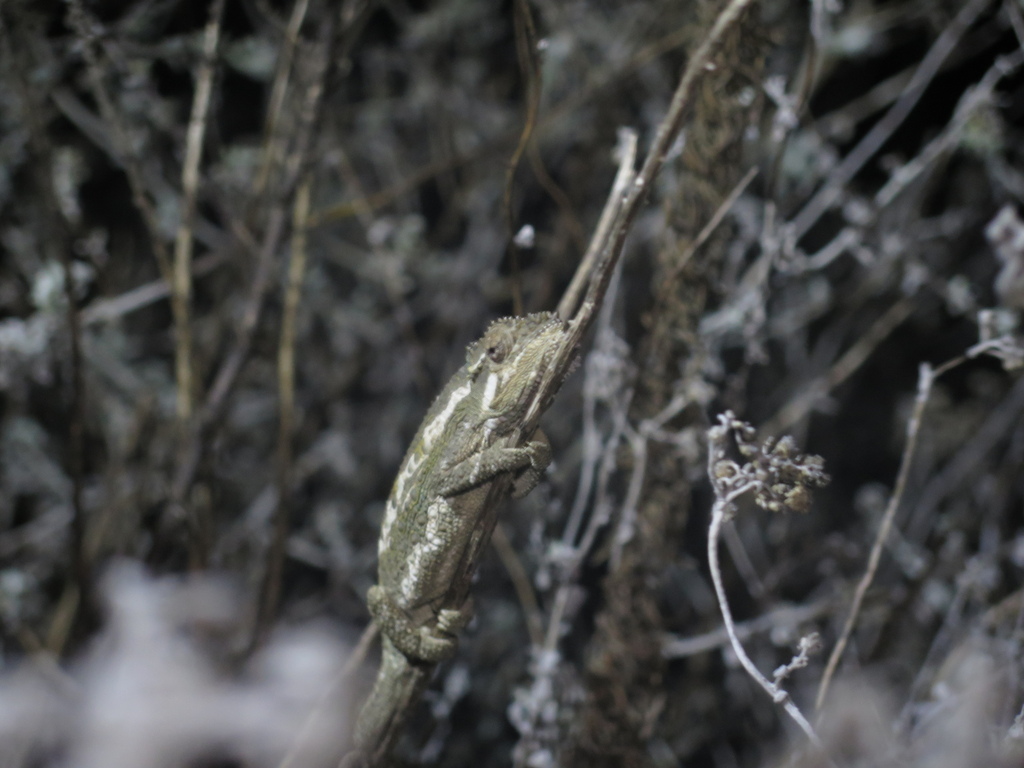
[662,598,834,659]
[707,483,824,748]
[790,0,991,242]
[173,0,225,426]
[905,360,1024,541]
[565,269,634,581]
[492,523,545,648]
[253,175,312,648]
[59,218,88,633]
[610,374,697,574]
[814,361,941,712]
[895,559,974,732]
[277,622,379,768]
[662,165,759,292]
[556,129,637,322]
[765,297,914,435]
[503,0,543,317]
[169,8,337,557]
[255,0,311,198]
[527,141,587,256]
[5,15,91,643]
[722,522,766,601]
[81,251,228,325]
[306,142,499,227]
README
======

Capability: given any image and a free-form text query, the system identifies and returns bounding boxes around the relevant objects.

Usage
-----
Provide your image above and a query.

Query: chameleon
[353,311,569,758]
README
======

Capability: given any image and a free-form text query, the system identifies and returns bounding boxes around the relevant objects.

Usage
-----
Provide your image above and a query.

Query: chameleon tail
[351,637,434,765]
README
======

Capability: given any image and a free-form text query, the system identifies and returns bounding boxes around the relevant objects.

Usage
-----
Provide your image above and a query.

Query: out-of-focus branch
[168,5,340,562]
[172,0,226,426]
[814,362,938,712]
[253,175,312,648]
[255,0,311,198]
[789,0,991,242]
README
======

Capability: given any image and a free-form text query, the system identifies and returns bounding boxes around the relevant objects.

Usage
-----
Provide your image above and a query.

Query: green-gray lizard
[353,311,568,761]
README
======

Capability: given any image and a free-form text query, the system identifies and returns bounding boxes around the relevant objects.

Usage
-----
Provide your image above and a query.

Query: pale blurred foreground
[0,562,353,768]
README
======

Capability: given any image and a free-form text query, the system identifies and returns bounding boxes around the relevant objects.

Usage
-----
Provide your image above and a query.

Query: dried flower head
[708,412,830,516]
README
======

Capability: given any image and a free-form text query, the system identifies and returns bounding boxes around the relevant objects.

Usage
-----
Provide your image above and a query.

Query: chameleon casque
[354,311,568,754]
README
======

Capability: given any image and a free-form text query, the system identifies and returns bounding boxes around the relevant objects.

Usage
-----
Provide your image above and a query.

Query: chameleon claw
[415,628,458,661]
[436,602,473,635]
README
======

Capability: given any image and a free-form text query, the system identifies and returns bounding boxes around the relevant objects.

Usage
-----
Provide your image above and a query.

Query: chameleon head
[464,311,565,433]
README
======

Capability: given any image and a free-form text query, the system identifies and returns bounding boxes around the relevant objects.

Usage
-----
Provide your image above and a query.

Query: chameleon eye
[486,341,507,362]
[485,327,513,363]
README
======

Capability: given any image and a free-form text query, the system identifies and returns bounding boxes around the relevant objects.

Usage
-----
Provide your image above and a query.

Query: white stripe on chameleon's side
[479,372,498,415]
[388,449,424,525]
[400,497,447,601]
[379,497,398,552]
[422,382,472,448]
[477,371,501,446]
[384,380,472,550]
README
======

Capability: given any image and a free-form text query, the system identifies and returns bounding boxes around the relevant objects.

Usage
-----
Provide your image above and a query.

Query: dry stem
[172,0,225,425]
[815,360,948,712]
[253,175,313,647]
[790,0,991,242]
[705,416,824,750]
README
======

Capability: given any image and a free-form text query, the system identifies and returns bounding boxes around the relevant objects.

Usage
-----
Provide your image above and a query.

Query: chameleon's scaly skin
[354,312,565,756]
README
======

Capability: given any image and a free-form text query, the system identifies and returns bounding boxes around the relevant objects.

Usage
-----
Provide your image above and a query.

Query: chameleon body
[354,311,567,755]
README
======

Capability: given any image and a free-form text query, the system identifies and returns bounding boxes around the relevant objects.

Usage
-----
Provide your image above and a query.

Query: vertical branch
[60,213,88,605]
[556,129,637,321]
[814,361,945,711]
[566,0,757,343]
[173,0,226,427]
[503,0,542,317]
[4,13,90,642]
[254,175,312,646]
[169,3,338,557]
[171,209,284,564]
[255,0,311,198]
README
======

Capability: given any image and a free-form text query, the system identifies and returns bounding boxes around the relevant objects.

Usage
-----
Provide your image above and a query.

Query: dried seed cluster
[709,412,830,514]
